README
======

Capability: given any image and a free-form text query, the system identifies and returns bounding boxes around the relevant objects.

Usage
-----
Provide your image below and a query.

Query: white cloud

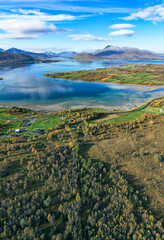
[0,9,78,39]
[109,29,135,36]
[0,19,56,39]
[11,9,44,15]
[109,24,136,29]
[68,34,109,41]
[123,4,164,22]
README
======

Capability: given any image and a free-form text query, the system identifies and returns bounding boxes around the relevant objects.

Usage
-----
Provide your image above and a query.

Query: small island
[45,64,164,86]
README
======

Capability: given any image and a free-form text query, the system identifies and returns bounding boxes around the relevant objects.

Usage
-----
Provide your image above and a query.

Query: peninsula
[45,63,164,86]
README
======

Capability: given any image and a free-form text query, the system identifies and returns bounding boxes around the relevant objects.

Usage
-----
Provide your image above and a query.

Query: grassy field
[144,106,164,114]
[45,64,164,86]
[0,109,6,113]
[108,111,143,124]
[1,121,22,135]
[28,116,60,131]
[0,108,30,119]
[0,112,20,119]
[0,119,6,124]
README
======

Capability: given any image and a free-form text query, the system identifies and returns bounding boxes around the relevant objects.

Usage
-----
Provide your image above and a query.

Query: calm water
[0,59,163,111]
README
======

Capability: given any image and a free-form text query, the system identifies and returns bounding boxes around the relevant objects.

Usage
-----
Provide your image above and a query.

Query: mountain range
[0,46,163,66]
[5,48,49,59]
[74,45,164,60]
[0,52,37,66]
[0,48,79,66]
[0,48,78,59]
[44,51,77,58]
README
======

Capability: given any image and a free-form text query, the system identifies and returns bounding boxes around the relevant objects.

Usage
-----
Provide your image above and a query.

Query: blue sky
[0,0,164,53]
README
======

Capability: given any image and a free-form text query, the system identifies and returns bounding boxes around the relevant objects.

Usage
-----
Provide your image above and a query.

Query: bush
[44,196,52,207]
[154,154,162,162]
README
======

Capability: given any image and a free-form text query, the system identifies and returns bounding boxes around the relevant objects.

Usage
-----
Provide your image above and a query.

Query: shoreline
[0,96,164,113]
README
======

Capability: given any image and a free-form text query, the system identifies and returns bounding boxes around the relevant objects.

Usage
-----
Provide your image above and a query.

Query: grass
[0,112,19,119]
[88,112,144,125]
[89,107,163,126]
[144,106,164,114]
[105,72,160,85]
[2,121,22,135]
[45,64,164,86]
[0,120,6,124]
[0,108,6,113]
[106,112,143,125]
[92,108,110,113]
[90,98,164,125]
[29,116,60,131]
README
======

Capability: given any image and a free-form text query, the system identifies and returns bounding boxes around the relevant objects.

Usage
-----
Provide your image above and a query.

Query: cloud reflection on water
[0,59,163,110]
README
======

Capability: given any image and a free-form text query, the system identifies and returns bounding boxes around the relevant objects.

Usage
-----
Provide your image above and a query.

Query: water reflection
[0,59,163,110]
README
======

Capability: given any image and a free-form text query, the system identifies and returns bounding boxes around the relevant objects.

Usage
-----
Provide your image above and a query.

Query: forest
[0,98,164,239]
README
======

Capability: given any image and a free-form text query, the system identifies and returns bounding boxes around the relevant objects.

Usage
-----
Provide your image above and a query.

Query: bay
[0,59,163,111]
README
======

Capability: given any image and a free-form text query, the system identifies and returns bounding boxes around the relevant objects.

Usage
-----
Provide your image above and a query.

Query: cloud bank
[68,34,109,41]
[109,24,136,29]
[0,9,77,39]
[123,4,164,22]
[109,29,135,36]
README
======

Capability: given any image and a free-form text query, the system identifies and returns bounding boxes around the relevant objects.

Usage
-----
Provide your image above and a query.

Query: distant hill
[44,51,58,57]
[6,48,48,59]
[73,52,98,60]
[3,48,78,59]
[45,51,78,58]
[74,45,164,60]
[1,46,163,62]
[0,52,37,66]
[58,51,78,58]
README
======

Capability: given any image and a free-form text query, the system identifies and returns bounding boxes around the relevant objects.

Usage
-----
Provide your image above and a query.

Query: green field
[0,109,6,113]
[108,106,164,125]
[2,121,22,135]
[144,106,164,114]
[28,116,60,131]
[108,112,143,125]
[0,120,6,124]
[0,112,19,119]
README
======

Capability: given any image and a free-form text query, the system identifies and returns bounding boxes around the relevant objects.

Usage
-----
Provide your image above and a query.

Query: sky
[0,0,164,53]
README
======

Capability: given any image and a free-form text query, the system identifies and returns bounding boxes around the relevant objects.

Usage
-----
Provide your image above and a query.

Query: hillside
[58,51,78,58]
[73,52,98,60]
[0,98,163,239]
[0,48,78,59]
[6,48,48,59]
[0,52,37,66]
[74,45,164,60]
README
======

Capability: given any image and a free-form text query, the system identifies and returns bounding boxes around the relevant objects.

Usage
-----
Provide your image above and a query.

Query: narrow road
[106,96,164,116]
